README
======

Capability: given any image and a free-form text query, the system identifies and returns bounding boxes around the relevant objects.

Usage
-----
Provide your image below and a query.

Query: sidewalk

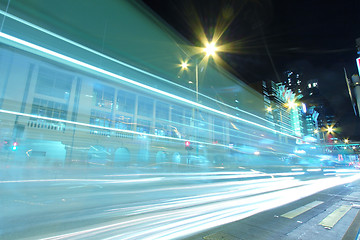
[185,180,360,240]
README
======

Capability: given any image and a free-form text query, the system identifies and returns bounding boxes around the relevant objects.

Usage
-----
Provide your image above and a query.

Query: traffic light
[12,141,18,151]
[185,141,193,150]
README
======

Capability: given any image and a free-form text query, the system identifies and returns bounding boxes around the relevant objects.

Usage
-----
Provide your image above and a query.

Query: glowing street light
[326,126,334,134]
[181,61,189,70]
[266,106,272,112]
[204,42,218,57]
[286,100,298,110]
[344,138,349,144]
[180,40,218,102]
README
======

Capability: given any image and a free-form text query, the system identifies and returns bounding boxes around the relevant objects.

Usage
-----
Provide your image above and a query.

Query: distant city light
[326,126,334,134]
[286,100,297,109]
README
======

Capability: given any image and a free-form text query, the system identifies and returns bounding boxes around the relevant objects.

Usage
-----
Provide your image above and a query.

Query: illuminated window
[35,67,72,100]
[137,119,151,133]
[137,96,154,117]
[114,114,133,130]
[155,123,167,136]
[90,109,112,127]
[31,98,68,120]
[213,117,224,143]
[93,83,114,109]
[156,101,169,120]
[116,89,135,114]
[171,105,184,123]
[308,83,312,88]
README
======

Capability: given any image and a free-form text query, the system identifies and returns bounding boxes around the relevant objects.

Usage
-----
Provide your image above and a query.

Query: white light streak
[307,168,322,172]
[0,30,298,140]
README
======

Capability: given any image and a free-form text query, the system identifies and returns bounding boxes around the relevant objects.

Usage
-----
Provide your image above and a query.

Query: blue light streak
[0,10,294,133]
[0,31,298,140]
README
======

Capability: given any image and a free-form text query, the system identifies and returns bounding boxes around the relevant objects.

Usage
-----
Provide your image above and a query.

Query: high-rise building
[282,70,303,96]
[263,80,305,142]
[302,79,337,142]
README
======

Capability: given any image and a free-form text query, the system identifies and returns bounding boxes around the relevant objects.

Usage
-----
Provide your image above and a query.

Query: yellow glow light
[286,100,298,109]
[266,106,272,112]
[326,126,334,134]
[344,139,349,144]
[204,42,217,56]
[181,62,189,70]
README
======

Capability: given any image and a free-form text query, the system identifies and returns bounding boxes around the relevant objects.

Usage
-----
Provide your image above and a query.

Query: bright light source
[204,42,217,56]
[326,126,334,134]
[266,106,272,112]
[286,100,297,109]
[254,151,260,155]
[314,129,319,134]
[181,62,188,70]
[344,139,349,144]
[294,149,306,154]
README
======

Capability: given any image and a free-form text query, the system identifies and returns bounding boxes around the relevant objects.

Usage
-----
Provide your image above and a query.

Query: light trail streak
[0,31,298,140]
[0,10,294,133]
[0,178,163,184]
[307,168,322,172]
[33,172,360,240]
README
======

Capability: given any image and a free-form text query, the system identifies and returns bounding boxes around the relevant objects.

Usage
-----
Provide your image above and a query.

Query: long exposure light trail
[0,10,293,133]
[33,172,360,240]
[0,31,298,139]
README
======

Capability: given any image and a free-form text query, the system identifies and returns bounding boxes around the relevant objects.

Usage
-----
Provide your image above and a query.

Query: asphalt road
[186,179,360,240]
[0,163,359,240]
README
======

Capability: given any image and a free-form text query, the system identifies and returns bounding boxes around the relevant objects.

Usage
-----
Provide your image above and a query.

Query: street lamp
[181,62,189,70]
[180,41,218,102]
[203,42,218,57]
[326,126,334,134]
[285,99,298,110]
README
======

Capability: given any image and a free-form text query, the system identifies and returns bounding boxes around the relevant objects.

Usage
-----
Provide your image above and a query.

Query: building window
[155,123,167,136]
[156,101,169,120]
[90,109,112,127]
[116,89,135,114]
[31,98,68,120]
[171,105,184,123]
[213,117,224,143]
[137,96,153,117]
[35,67,72,100]
[93,83,115,109]
[114,114,133,130]
[137,119,151,133]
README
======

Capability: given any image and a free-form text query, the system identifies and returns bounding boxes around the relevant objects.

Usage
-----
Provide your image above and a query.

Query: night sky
[142,0,360,141]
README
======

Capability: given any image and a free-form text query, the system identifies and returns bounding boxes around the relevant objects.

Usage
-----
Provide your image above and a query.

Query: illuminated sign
[357,57,360,75]
[302,103,307,113]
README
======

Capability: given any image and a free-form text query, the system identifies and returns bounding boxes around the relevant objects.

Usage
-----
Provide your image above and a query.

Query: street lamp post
[179,41,218,157]
[180,41,218,103]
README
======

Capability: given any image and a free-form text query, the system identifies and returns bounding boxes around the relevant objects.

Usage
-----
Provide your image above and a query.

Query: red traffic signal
[12,141,18,151]
[185,141,193,150]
